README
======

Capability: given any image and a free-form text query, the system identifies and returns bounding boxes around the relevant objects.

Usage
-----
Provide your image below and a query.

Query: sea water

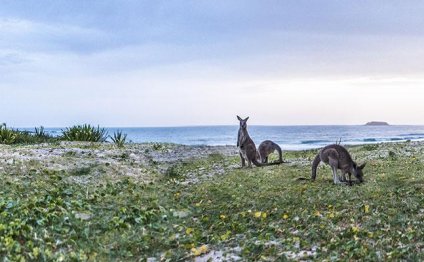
[27,125,424,150]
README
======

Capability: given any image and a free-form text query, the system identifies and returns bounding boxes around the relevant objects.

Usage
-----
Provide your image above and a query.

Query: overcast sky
[1,0,424,127]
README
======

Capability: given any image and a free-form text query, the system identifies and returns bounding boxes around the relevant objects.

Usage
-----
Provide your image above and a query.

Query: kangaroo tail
[276,144,283,163]
[252,157,282,167]
[311,153,321,181]
[296,177,311,181]
[252,157,265,167]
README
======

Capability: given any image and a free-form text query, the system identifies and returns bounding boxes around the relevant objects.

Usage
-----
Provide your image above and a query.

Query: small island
[365,121,389,126]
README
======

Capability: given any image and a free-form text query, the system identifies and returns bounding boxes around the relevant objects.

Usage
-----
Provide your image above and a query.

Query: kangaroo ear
[245,117,249,121]
[237,115,242,121]
[359,163,366,169]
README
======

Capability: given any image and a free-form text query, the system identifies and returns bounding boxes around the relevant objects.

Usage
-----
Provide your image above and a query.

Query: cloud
[0,51,28,65]
[0,17,108,54]
[1,1,424,126]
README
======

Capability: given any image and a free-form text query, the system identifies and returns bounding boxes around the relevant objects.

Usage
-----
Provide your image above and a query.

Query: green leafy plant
[34,126,46,137]
[62,124,108,142]
[31,126,54,143]
[13,130,34,144]
[110,130,127,148]
[152,143,164,151]
[0,124,56,144]
[0,123,17,144]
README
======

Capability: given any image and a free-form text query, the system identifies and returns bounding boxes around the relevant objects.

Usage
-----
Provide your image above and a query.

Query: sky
[1,0,424,127]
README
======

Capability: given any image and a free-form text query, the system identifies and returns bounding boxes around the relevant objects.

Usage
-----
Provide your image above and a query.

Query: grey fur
[258,140,283,163]
[311,144,366,185]
[237,116,282,167]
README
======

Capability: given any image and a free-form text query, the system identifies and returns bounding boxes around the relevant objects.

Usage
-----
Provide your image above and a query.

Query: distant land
[365,121,389,126]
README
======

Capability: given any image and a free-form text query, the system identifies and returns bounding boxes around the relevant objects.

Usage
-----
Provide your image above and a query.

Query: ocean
[27,125,424,151]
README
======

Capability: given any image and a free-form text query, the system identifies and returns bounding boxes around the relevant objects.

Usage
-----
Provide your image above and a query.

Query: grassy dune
[1,141,424,260]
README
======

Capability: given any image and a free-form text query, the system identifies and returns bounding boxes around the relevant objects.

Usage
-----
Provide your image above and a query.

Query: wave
[399,133,424,136]
[363,138,377,142]
[301,140,330,144]
[188,138,209,143]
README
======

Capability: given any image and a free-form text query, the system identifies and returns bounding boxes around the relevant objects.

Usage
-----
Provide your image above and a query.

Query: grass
[0,142,423,260]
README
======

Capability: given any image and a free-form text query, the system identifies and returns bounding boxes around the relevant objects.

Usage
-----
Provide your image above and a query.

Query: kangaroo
[311,144,366,185]
[258,140,283,163]
[237,116,282,167]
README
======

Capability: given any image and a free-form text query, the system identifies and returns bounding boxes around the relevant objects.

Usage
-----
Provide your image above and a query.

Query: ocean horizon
[20,125,424,150]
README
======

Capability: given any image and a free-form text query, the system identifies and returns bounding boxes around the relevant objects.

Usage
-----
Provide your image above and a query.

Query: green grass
[1,142,423,260]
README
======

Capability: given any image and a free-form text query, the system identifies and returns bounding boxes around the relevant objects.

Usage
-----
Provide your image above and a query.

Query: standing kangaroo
[237,116,282,167]
[258,140,283,163]
[311,144,366,185]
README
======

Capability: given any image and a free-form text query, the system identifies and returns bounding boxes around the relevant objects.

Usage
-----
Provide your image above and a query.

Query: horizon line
[12,123,424,129]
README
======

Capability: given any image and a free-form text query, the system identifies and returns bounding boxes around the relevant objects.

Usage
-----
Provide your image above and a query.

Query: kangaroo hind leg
[247,159,252,168]
[340,172,347,182]
[331,166,340,184]
[329,158,341,184]
[239,153,246,168]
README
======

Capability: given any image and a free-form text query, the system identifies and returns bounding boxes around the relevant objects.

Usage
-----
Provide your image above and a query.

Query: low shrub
[62,124,108,142]
[0,123,17,144]
[110,130,127,148]
[34,126,55,143]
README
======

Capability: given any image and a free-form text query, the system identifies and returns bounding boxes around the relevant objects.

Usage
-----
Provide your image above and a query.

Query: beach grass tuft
[0,124,55,144]
[0,123,17,144]
[62,124,108,142]
[110,130,127,148]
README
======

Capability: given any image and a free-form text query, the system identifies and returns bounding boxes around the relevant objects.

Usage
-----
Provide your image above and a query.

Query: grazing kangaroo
[258,140,283,163]
[311,144,366,185]
[237,116,282,167]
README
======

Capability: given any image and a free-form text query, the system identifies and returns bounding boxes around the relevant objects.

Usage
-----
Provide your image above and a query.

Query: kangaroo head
[353,162,366,183]
[237,115,249,130]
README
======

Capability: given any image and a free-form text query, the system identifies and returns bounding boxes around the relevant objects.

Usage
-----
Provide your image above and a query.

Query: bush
[62,124,108,142]
[35,126,46,138]
[13,130,35,144]
[32,126,55,143]
[0,124,57,144]
[0,123,17,144]
[110,130,127,148]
